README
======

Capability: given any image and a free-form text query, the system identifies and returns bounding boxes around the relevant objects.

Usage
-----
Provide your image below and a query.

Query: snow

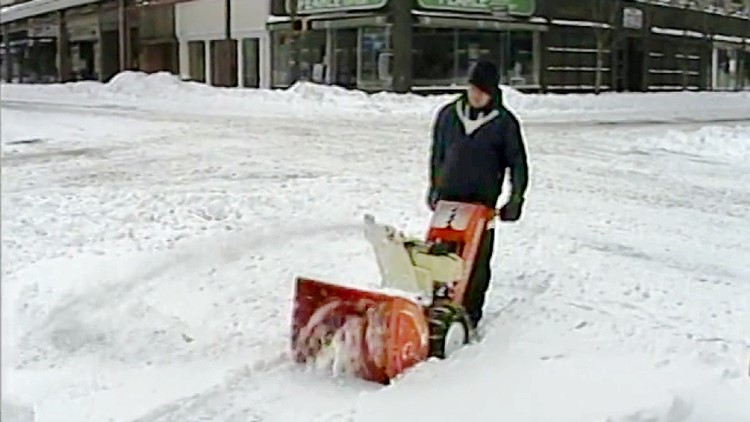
[626,125,750,161]
[2,71,749,123]
[2,73,750,422]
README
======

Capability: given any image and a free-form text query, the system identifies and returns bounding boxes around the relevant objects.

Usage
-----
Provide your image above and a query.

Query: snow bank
[2,71,749,121]
[1,71,443,117]
[627,125,750,162]
[0,102,178,147]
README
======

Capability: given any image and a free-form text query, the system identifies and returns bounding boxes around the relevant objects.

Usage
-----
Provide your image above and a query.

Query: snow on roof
[712,34,746,43]
[651,26,706,38]
[635,0,750,19]
[550,19,612,29]
[266,15,291,23]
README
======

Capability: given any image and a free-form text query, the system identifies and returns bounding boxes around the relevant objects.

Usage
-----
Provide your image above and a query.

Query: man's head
[467,60,500,108]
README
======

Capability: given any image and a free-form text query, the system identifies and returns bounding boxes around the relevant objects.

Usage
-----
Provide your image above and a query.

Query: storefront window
[272,27,390,90]
[506,31,536,86]
[269,24,539,91]
[358,26,392,90]
[298,30,326,83]
[187,40,205,82]
[413,27,540,89]
[456,30,499,85]
[271,30,326,87]
[271,31,294,87]
[413,28,455,86]
[332,29,357,87]
[71,42,97,81]
[715,46,739,90]
[4,43,24,82]
[25,40,58,82]
[0,45,8,82]
[1,39,58,83]
[743,50,750,90]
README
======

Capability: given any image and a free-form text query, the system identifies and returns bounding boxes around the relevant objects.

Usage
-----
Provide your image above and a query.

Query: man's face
[467,85,492,108]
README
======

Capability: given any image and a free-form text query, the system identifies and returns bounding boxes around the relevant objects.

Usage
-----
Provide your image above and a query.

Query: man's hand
[426,188,439,211]
[499,195,524,222]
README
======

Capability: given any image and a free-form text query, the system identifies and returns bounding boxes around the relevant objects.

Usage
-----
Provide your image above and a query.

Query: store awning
[413,10,548,31]
[0,0,98,24]
[0,38,48,47]
[266,13,388,31]
[266,11,546,32]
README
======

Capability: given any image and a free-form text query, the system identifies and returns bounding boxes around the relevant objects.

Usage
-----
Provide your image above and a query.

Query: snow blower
[290,200,497,384]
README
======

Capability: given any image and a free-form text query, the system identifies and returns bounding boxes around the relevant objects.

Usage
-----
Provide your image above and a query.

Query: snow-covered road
[2,74,749,422]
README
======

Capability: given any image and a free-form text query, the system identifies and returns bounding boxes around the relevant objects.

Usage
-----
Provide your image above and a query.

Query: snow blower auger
[290,200,497,384]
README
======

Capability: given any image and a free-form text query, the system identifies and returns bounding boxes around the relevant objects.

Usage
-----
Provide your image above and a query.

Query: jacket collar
[455,101,500,135]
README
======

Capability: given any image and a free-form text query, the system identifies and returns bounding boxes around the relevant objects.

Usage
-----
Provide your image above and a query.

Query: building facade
[2,0,748,92]
[266,0,750,93]
[0,0,179,83]
[175,0,270,88]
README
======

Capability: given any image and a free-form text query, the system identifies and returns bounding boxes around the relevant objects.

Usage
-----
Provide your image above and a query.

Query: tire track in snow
[126,351,378,422]
[3,98,749,130]
[8,218,382,421]
[13,220,367,367]
[458,269,554,359]
[127,351,292,422]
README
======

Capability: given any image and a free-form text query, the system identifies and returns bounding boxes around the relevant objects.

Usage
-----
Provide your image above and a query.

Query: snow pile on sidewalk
[2,71,749,121]
[629,125,750,161]
[1,71,444,117]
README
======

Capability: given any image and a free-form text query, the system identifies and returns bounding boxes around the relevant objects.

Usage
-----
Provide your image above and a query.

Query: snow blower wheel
[428,302,470,359]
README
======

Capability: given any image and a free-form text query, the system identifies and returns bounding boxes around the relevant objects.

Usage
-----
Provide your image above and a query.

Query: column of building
[55,11,71,82]
[391,0,412,93]
[2,25,12,82]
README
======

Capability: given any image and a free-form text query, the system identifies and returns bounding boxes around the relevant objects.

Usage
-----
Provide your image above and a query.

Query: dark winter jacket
[428,90,529,209]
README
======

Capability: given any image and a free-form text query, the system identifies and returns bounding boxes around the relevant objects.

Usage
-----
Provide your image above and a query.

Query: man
[427,60,529,329]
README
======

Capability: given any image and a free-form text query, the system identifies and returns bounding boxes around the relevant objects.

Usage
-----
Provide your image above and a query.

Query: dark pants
[462,226,495,327]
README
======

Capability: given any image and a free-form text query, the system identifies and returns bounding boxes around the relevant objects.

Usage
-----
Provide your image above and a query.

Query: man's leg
[462,226,496,328]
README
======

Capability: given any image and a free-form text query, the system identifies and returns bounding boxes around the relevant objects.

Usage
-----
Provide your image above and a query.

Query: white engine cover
[363,214,464,302]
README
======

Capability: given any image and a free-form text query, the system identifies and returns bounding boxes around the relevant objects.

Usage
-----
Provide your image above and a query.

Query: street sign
[623,7,644,29]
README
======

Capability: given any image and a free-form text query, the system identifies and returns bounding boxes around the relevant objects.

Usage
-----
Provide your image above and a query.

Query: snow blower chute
[291,200,497,384]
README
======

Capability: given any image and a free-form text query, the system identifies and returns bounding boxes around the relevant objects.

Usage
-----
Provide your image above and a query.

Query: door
[187,40,205,82]
[242,38,259,88]
[100,30,120,81]
[626,37,645,91]
[210,39,238,87]
[333,29,357,88]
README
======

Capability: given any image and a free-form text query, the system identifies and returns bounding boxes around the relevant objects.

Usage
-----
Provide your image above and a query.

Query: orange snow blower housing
[291,200,496,384]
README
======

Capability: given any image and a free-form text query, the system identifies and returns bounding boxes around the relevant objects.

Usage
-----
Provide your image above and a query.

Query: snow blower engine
[290,200,497,384]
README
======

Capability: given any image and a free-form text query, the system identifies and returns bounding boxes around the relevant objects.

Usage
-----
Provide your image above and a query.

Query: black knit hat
[468,60,500,95]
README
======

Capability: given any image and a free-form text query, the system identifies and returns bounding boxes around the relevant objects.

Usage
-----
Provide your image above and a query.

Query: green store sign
[291,0,388,15]
[417,0,536,16]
